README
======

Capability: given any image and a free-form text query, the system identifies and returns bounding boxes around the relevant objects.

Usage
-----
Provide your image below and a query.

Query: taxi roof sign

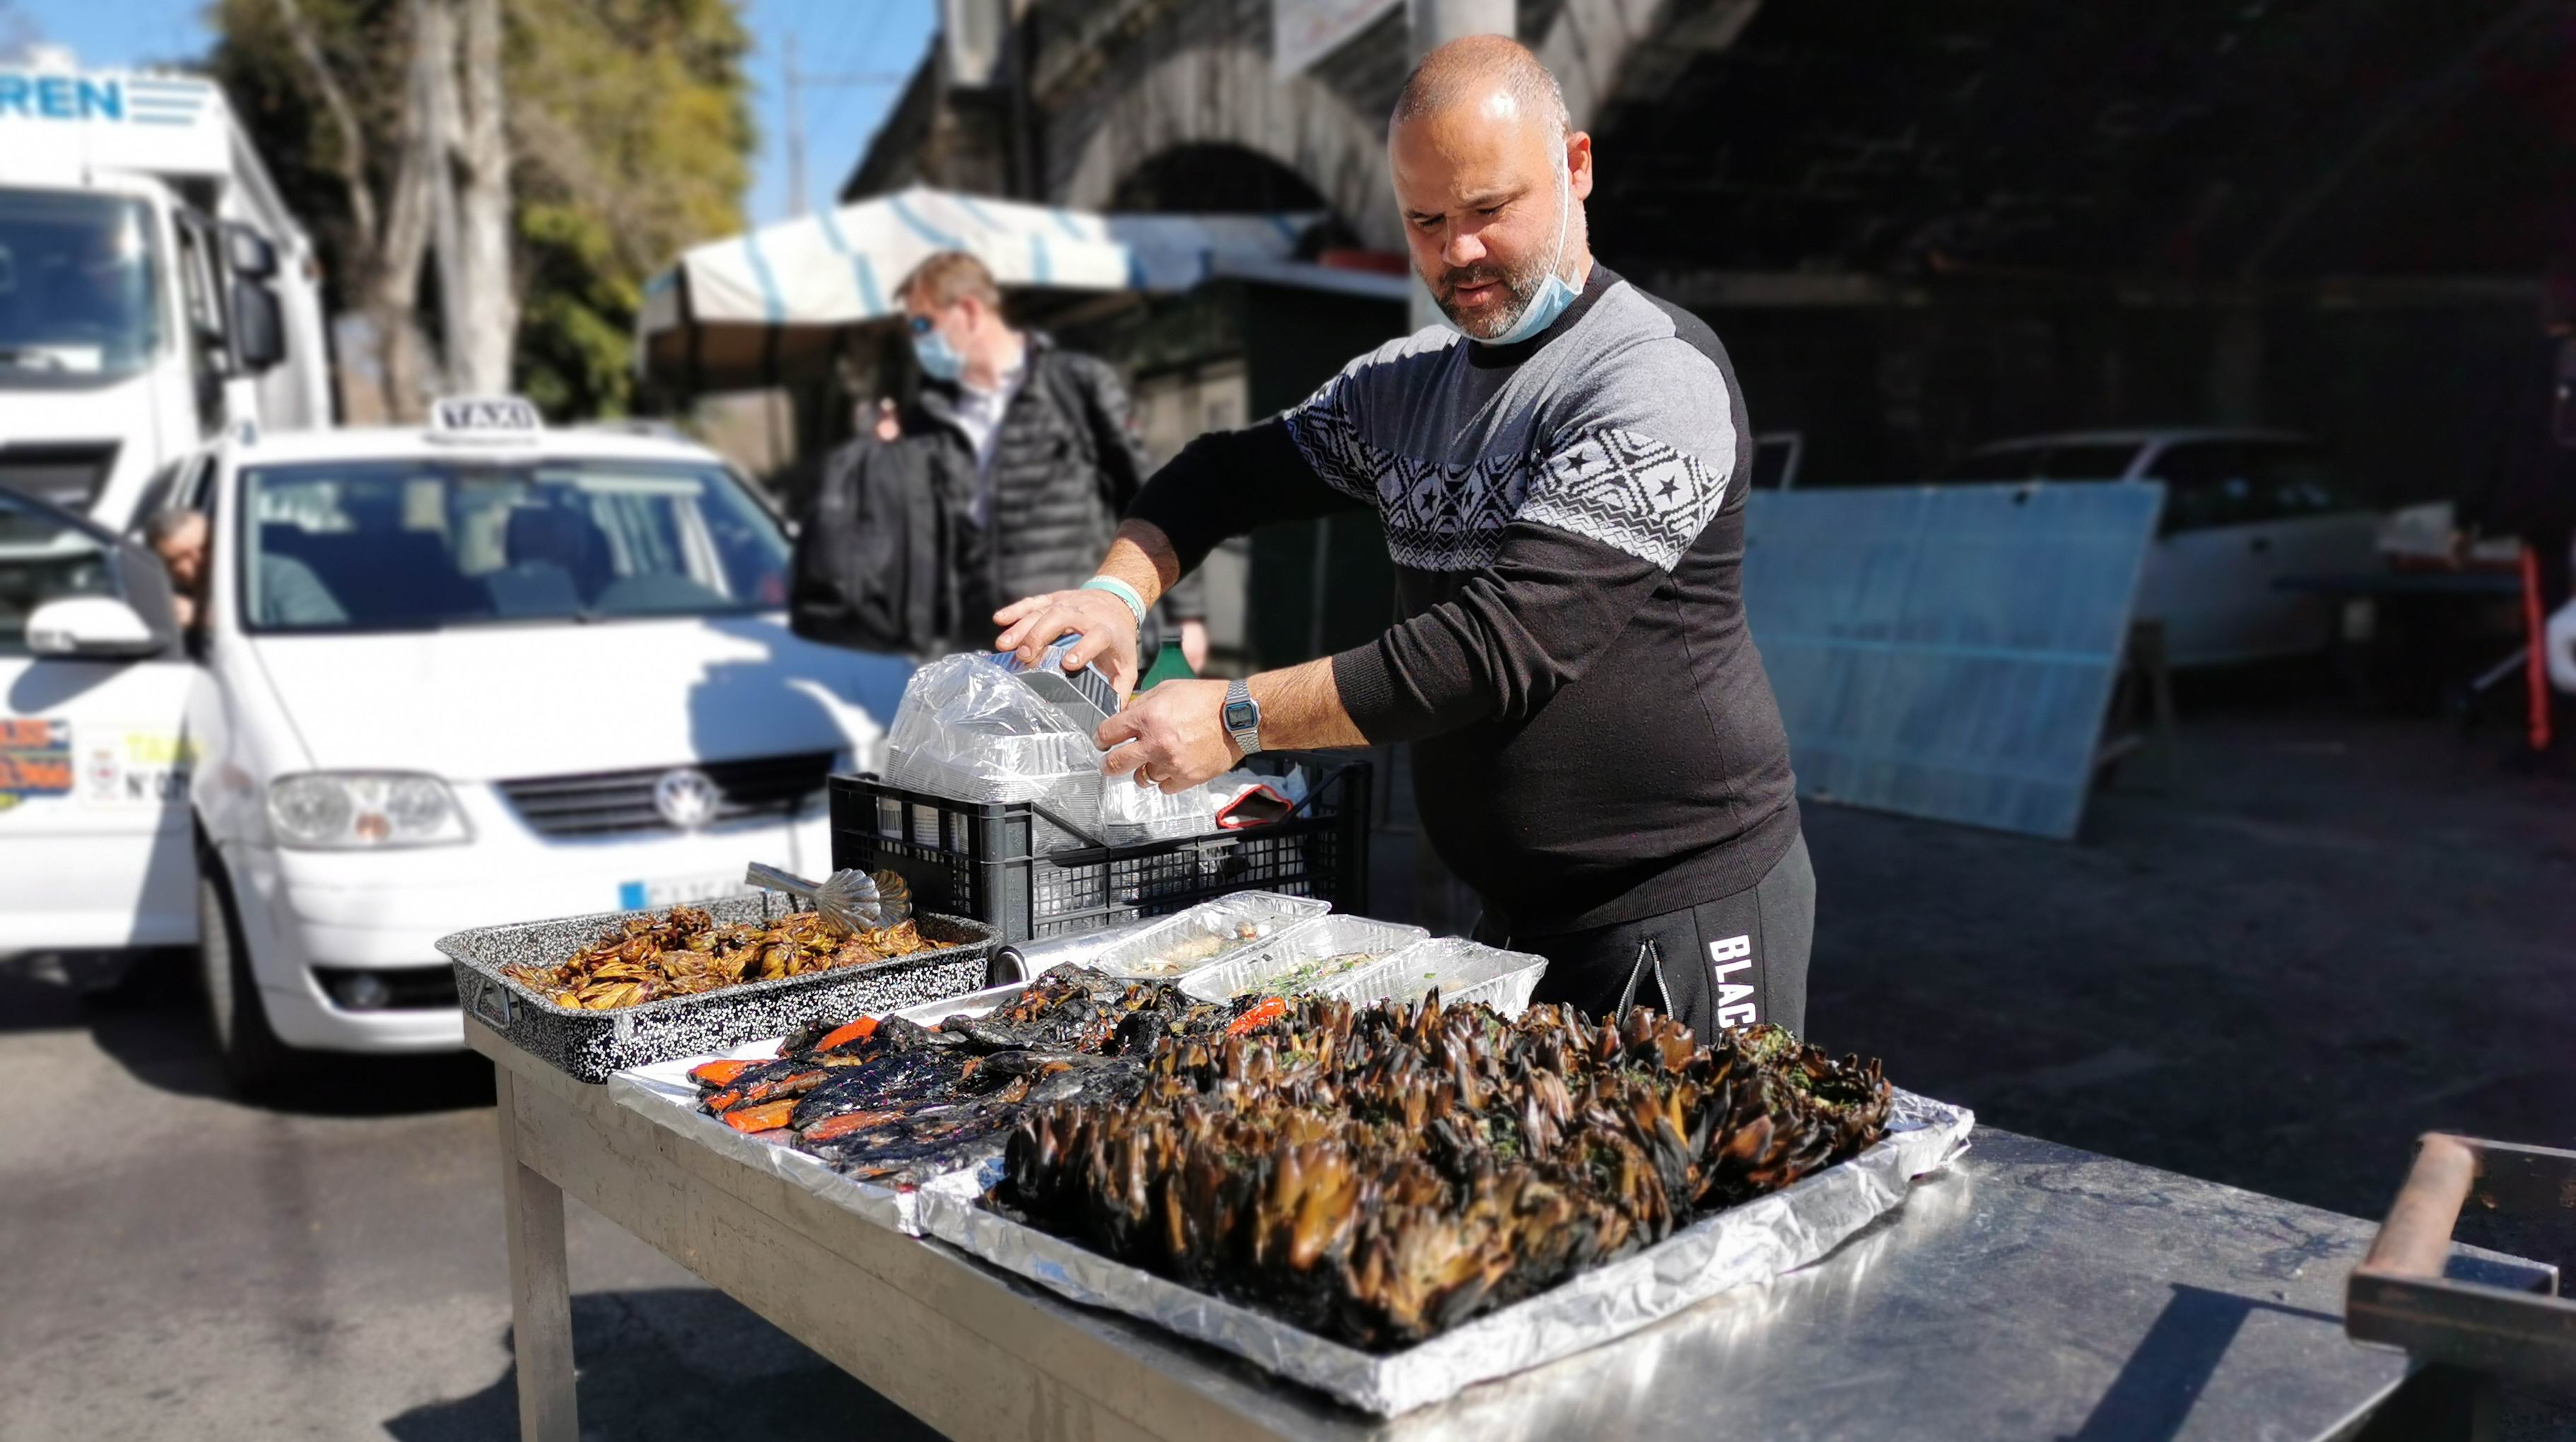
[428,396,543,442]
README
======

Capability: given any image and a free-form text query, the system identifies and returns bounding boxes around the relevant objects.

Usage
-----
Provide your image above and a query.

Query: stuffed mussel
[991,994,1893,1350]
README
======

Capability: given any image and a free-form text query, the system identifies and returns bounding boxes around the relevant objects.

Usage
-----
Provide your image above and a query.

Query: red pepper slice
[800,1108,907,1142]
[721,1099,799,1133]
[814,1016,880,1052]
[1227,996,1289,1036]
[690,1058,755,1086]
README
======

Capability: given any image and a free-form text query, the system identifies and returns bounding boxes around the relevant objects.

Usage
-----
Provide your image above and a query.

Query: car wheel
[198,859,297,1095]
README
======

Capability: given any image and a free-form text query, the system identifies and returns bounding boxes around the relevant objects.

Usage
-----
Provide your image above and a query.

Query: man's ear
[1567,131,1595,201]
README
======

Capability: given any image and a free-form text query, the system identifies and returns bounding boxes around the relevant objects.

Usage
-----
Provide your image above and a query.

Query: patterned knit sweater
[1128,266,1797,934]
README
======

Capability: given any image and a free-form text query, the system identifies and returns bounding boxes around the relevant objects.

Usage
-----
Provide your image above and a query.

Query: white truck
[0,64,331,522]
[0,64,329,1007]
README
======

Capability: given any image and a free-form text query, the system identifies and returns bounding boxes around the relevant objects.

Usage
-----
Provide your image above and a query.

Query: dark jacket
[916,332,1205,628]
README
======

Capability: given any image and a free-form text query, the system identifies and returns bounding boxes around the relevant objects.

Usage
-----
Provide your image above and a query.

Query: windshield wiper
[0,346,69,373]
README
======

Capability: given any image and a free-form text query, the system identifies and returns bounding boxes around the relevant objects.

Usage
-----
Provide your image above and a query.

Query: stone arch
[1060,43,1401,250]
[1057,7,1707,250]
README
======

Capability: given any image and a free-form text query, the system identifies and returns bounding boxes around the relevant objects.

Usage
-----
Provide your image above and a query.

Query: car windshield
[0,190,164,385]
[237,457,789,634]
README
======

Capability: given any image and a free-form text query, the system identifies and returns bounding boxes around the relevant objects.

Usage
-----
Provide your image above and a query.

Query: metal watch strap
[1225,679,1262,755]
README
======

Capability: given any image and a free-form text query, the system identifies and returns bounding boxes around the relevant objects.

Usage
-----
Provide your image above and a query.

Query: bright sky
[8,0,937,226]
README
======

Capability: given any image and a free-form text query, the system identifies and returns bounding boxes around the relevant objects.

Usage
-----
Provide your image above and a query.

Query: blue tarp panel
[1741,483,2165,840]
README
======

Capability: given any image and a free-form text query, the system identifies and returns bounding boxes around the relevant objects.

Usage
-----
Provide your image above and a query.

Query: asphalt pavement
[1,698,2569,1439]
[0,964,937,1441]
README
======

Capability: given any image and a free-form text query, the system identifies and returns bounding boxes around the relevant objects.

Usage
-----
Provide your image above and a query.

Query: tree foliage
[210,0,753,418]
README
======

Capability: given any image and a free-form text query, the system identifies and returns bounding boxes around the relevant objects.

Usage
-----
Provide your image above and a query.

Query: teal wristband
[1081,575,1147,627]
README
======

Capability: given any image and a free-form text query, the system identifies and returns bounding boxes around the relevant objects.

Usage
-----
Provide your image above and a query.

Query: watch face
[1223,698,1257,732]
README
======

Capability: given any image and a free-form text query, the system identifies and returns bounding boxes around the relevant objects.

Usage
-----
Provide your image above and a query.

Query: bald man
[997,37,1810,1038]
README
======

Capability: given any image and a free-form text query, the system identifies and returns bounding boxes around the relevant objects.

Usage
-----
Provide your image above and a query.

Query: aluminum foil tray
[1179,915,1430,1004]
[609,1043,986,1236]
[1083,891,1331,981]
[1328,938,1550,1018]
[920,1089,1975,1416]
[440,893,999,1082]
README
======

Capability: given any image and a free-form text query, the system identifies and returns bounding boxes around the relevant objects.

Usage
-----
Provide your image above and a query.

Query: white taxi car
[0,399,910,1089]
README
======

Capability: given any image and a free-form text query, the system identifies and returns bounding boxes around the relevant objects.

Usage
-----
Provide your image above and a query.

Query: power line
[780,21,907,216]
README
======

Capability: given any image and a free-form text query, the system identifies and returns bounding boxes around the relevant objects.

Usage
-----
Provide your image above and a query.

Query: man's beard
[1429,251,1553,339]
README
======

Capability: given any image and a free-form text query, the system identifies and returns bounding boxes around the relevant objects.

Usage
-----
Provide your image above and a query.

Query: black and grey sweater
[1129,266,1798,935]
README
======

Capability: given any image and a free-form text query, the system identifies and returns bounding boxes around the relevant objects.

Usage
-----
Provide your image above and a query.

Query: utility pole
[785,33,806,216]
[781,29,909,219]
[1403,0,1515,335]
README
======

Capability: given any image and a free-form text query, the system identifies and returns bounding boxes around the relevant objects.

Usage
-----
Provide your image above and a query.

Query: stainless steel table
[474,1024,2549,1441]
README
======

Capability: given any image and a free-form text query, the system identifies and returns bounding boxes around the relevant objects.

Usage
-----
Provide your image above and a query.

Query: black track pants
[1476,833,1815,1039]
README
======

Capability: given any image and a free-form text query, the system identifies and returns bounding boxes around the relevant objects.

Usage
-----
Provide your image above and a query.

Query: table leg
[495,1067,578,1442]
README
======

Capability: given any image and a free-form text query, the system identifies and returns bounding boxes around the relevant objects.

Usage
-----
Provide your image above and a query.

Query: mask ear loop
[1544,146,1573,287]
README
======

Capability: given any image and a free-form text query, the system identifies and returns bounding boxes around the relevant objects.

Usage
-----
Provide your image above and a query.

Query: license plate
[619,874,752,911]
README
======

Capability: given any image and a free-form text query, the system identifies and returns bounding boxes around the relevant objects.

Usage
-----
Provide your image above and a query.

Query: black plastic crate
[829,758,1371,942]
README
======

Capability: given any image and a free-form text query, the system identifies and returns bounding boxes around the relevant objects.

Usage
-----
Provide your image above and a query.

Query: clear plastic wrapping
[882,653,1104,842]
[887,655,1302,849]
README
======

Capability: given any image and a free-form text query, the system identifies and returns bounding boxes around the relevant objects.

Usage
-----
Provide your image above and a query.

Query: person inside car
[145,509,346,631]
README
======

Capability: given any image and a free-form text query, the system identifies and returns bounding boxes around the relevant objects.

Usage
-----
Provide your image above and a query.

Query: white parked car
[1893,429,2382,667]
[0,401,911,1088]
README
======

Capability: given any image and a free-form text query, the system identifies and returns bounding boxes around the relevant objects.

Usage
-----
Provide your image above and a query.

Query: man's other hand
[1096,679,1238,792]
[1178,619,1208,672]
[994,588,1141,696]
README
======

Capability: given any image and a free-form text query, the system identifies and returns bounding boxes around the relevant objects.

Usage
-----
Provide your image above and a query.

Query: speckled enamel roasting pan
[438,893,999,1082]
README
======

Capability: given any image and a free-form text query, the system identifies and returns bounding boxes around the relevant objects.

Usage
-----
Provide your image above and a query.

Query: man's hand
[994,589,1141,696]
[1096,679,1239,792]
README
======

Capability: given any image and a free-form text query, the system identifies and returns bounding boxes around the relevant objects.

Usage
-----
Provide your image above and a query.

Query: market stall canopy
[637,186,1351,392]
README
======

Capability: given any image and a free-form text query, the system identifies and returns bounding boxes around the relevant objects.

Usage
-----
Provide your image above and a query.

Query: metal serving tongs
[743,862,906,935]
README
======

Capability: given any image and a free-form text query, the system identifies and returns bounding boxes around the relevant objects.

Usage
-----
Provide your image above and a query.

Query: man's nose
[1443,226,1486,269]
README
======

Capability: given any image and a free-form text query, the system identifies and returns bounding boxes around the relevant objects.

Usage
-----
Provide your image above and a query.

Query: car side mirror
[231,279,285,374]
[25,596,160,658]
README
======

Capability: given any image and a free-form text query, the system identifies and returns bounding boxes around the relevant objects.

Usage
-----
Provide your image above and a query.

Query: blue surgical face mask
[1464,161,1582,347]
[911,324,965,382]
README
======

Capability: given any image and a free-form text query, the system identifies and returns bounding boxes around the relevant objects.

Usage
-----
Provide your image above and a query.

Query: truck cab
[0,66,331,525]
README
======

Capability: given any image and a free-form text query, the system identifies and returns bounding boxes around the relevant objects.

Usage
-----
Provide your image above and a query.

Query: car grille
[0,442,118,512]
[496,752,835,838]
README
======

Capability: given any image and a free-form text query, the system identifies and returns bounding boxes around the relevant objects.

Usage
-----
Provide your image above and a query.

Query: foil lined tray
[1083,891,1331,981]
[1327,938,1549,1017]
[919,1089,1975,1416]
[440,896,999,1083]
[1177,915,1430,1003]
[608,1043,988,1236]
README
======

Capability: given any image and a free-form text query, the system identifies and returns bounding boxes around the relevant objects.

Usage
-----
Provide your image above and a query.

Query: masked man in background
[895,252,1206,669]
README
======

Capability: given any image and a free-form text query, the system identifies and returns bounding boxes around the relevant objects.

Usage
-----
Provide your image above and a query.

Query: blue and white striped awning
[637,185,1343,387]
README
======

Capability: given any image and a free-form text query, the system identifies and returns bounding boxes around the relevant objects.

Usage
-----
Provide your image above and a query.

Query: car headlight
[266,773,472,849]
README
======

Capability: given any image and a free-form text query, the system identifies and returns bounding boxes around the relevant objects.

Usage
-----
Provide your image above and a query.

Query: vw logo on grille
[652,767,720,831]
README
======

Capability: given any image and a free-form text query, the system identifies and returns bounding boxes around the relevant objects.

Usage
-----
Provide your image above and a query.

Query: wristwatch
[1223,679,1263,756]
